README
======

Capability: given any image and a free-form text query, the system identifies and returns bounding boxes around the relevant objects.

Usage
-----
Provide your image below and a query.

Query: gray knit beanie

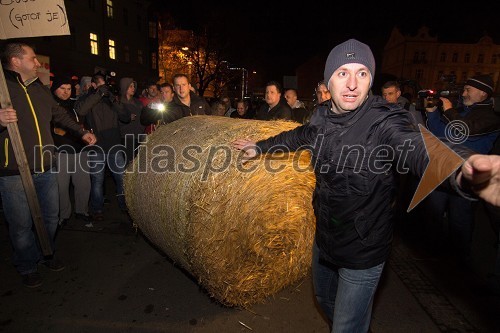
[323,39,375,88]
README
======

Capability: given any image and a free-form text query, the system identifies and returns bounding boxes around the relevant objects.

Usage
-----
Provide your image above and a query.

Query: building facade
[382,26,500,97]
[1,0,159,89]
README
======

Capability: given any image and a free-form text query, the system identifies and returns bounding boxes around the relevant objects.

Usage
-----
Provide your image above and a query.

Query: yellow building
[382,26,500,96]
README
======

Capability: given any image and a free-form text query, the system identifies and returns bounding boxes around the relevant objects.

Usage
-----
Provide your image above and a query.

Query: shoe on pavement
[41,258,65,272]
[22,272,43,288]
[92,212,104,221]
[85,222,94,228]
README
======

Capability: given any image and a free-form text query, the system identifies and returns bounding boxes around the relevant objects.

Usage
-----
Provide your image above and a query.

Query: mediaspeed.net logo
[408,122,467,212]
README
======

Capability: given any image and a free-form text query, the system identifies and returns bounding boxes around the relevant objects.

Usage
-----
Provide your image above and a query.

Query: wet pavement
[1,177,499,333]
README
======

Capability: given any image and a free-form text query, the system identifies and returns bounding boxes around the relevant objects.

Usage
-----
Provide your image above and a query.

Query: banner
[0,0,70,39]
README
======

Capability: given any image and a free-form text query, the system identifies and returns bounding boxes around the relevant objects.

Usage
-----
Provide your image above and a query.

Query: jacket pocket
[328,164,369,196]
[354,213,379,246]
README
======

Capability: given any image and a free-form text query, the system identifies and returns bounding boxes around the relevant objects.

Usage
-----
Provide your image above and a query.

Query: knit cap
[50,75,72,93]
[465,75,494,96]
[323,39,375,87]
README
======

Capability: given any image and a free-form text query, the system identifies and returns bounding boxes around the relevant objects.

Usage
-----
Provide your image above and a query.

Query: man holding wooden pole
[0,42,96,288]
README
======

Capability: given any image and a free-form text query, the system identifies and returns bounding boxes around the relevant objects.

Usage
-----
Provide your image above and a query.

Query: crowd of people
[1,39,500,332]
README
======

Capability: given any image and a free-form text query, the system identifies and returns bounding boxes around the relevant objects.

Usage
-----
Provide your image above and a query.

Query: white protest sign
[0,0,70,39]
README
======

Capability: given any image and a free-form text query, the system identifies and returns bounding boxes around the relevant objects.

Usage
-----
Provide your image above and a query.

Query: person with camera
[74,72,131,222]
[423,74,500,263]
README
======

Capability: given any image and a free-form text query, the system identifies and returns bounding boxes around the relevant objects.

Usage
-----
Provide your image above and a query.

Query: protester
[0,42,96,288]
[232,38,500,332]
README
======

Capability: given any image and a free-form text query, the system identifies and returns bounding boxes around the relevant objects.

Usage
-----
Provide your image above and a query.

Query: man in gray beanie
[323,38,375,89]
[233,39,500,332]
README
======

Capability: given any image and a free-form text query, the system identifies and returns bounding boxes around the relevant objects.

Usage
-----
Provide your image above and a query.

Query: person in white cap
[232,38,500,332]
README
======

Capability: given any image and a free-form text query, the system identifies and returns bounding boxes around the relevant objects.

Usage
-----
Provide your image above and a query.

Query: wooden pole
[0,65,53,256]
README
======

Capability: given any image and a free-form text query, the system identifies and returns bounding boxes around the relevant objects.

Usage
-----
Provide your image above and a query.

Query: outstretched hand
[232,138,258,162]
[460,154,500,207]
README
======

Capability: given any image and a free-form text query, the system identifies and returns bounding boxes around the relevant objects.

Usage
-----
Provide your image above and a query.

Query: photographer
[74,72,131,221]
[423,74,500,263]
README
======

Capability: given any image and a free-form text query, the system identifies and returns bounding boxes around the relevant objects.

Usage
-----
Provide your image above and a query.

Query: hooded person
[118,77,146,162]
[231,38,500,332]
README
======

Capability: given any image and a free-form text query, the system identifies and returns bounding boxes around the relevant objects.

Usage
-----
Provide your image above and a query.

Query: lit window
[106,0,113,18]
[109,39,116,59]
[90,33,98,55]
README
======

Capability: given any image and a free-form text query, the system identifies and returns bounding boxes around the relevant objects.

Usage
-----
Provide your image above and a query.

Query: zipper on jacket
[18,77,44,172]
[3,138,8,168]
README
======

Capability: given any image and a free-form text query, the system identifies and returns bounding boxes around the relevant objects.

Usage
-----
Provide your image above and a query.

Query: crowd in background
[1,40,499,301]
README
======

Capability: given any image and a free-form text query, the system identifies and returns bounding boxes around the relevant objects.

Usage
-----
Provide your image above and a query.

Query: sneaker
[22,272,43,288]
[85,222,94,228]
[42,258,65,272]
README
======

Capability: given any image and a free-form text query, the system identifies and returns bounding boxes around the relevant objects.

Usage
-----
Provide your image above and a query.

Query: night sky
[160,1,499,82]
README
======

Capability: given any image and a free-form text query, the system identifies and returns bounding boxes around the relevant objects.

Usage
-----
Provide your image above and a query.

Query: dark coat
[74,85,130,153]
[141,92,210,127]
[255,101,292,121]
[257,95,473,269]
[427,98,500,154]
[0,69,87,175]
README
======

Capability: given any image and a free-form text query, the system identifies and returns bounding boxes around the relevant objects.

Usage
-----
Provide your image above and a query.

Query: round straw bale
[124,115,316,307]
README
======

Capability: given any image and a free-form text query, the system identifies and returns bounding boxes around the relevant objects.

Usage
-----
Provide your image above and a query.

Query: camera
[104,71,119,96]
[417,89,461,108]
[416,75,463,110]
[92,70,119,96]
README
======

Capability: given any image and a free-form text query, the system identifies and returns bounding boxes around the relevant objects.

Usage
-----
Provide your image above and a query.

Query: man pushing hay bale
[124,115,316,307]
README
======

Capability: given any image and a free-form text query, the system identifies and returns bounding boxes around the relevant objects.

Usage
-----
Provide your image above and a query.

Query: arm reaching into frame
[458,154,500,207]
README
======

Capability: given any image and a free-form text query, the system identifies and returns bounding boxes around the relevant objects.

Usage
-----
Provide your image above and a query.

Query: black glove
[97,84,110,98]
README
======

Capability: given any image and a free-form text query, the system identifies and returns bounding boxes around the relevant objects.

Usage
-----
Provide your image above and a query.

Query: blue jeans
[88,150,127,213]
[0,170,59,275]
[312,241,385,333]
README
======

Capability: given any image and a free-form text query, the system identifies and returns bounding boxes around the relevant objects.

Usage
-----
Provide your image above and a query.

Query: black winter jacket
[74,86,130,153]
[257,95,473,269]
[255,100,292,120]
[141,92,209,127]
[0,69,88,175]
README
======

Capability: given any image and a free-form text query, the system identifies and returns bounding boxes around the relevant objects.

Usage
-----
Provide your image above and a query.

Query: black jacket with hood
[0,69,88,176]
[74,84,130,153]
[256,95,474,269]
